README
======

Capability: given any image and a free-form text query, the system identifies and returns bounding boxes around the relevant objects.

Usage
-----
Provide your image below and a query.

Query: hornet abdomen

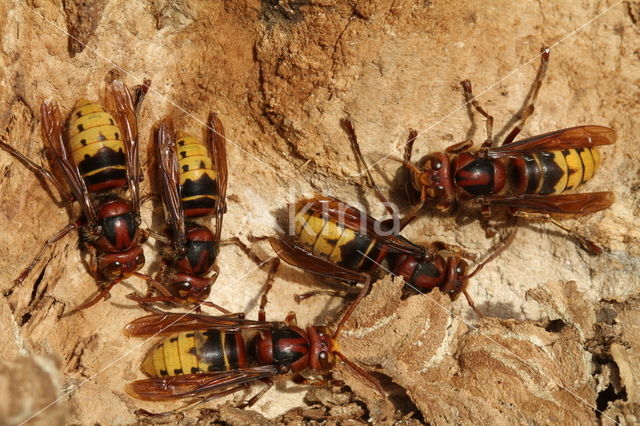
[509,148,601,195]
[142,330,246,377]
[294,208,383,271]
[68,100,127,192]
[175,133,219,217]
[453,147,601,198]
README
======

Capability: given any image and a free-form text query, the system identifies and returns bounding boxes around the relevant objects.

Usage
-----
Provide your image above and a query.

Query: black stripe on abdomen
[77,147,127,192]
[537,152,565,195]
[336,234,375,270]
[181,174,217,200]
[200,330,227,371]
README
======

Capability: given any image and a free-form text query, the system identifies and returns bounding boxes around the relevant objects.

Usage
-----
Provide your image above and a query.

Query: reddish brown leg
[129,267,170,305]
[461,80,494,147]
[125,294,217,312]
[400,157,423,180]
[502,47,550,145]
[126,295,167,314]
[0,137,73,202]
[285,311,298,326]
[199,300,231,314]
[333,351,384,395]
[208,264,220,288]
[133,78,151,115]
[133,270,172,297]
[403,129,419,204]
[398,133,427,230]
[220,237,269,268]
[445,139,474,154]
[464,228,517,281]
[341,118,395,217]
[430,241,478,262]
[82,245,99,279]
[512,211,603,255]
[478,209,499,237]
[237,378,274,408]
[16,222,78,285]
[462,290,484,318]
[258,258,281,322]
[64,278,122,315]
[451,229,518,318]
[333,275,371,338]
[397,186,426,231]
[130,272,230,314]
[145,228,170,245]
[402,132,419,200]
[136,228,149,245]
[149,265,169,298]
[220,312,246,319]
[132,262,173,312]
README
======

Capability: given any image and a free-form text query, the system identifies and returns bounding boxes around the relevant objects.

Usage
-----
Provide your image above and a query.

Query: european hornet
[0,79,150,311]
[399,49,616,253]
[128,115,230,309]
[268,194,509,318]
[125,281,383,416]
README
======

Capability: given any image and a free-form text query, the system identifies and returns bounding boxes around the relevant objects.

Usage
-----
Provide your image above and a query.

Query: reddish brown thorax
[254,325,336,374]
[391,253,446,290]
[389,251,469,300]
[172,225,217,275]
[163,224,216,304]
[451,152,506,200]
[90,196,145,280]
[94,197,139,251]
[255,325,310,373]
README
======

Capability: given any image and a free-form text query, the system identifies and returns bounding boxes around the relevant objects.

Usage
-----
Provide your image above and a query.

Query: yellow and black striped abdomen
[175,133,218,217]
[141,330,246,377]
[68,99,127,192]
[510,148,601,195]
[294,209,382,271]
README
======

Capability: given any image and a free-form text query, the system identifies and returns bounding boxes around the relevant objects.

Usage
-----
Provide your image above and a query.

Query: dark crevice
[595,384,627,415]
[371,372,425,423]
[260,0,306,24]
[545,318,566,333]
[628,1,640,25]
[19,312,32,326]
[28,267,47,306]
